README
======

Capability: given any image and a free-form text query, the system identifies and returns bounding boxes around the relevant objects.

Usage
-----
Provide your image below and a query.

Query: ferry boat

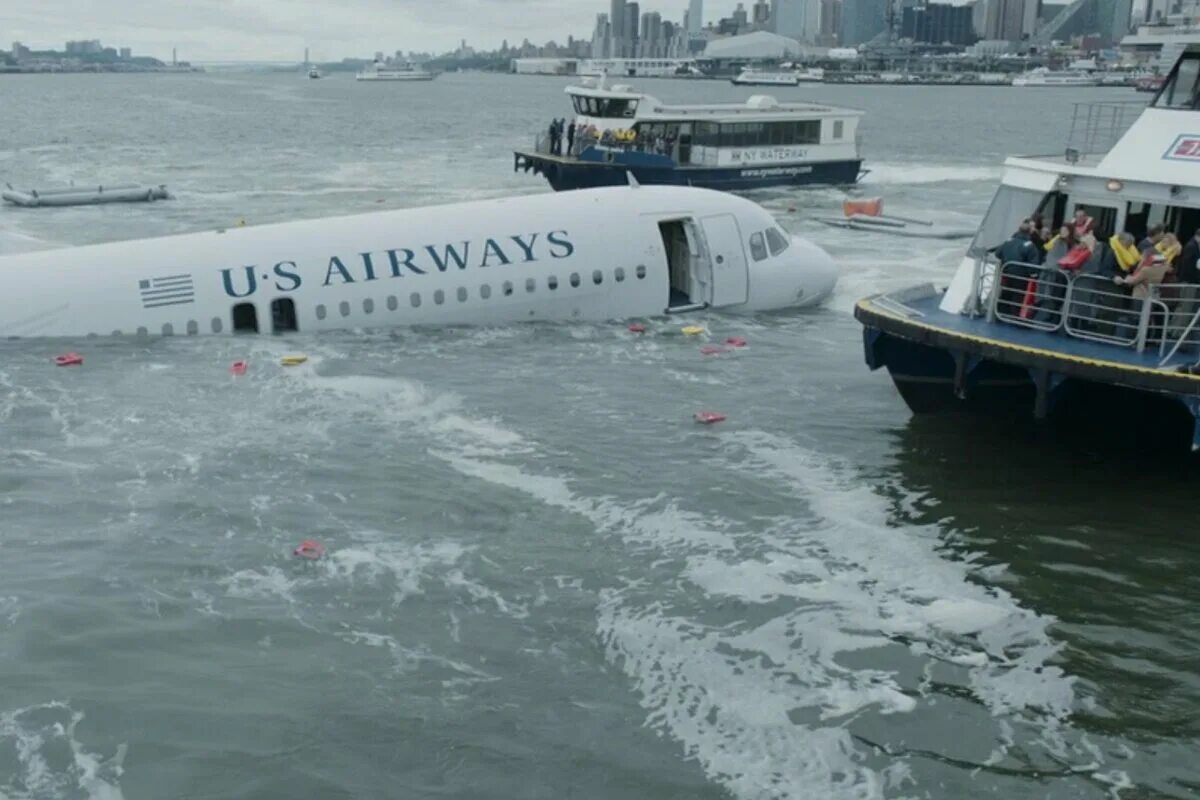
[731,69,800,87]
[855,46,1200,452]
[355,60,436,81]
[513,79,864,192]
[307,65,321,79]
[1011,68,1100,87]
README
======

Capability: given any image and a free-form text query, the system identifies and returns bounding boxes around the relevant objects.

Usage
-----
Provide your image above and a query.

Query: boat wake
[0,702,126,800]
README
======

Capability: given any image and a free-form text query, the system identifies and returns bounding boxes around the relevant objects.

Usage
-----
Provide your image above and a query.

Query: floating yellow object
[280,355,308,366]
[681,325,706,336]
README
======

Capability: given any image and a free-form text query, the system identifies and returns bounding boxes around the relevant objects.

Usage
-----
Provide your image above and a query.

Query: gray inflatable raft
[2,183,171,208]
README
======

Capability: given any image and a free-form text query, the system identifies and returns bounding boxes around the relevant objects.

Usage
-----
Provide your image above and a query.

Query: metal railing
[1064,101,1145,160]
[986,261,1200,360]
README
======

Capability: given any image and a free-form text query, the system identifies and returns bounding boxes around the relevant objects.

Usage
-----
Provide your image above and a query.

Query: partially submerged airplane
[0,185,836,339]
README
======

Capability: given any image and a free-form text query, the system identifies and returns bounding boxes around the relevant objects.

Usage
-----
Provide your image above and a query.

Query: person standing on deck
[1139,223,1165,254]
[566,120,576,156]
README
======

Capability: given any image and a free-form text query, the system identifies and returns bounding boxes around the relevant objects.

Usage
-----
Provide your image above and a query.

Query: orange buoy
[628,323,646,333]
[229,360,248,376]
[725,337,748,348]
[694,411,726,425]
[293,540,325,560]
[54,353,83,367]
[842,197,883,218]
[700,345,726,356]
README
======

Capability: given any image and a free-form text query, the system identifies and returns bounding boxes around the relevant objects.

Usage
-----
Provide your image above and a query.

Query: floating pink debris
[229,360,248,376]
[700,345,727,356]
[54,353,83,367]
[725,337,748,348]
[628,323,646,334]
[694,411,726,425]
[293,540,325,560]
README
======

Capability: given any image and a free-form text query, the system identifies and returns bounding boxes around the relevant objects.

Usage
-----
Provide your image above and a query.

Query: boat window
[315,304,327,320]
[434,289,445,305]
[569,272,581,288]
[833,120,844,140]
[339,301,350,317]
[766,227,789,256]
[1156,54,1200,109]
[593,270,603,285]
[411,292,421,307]
[457,287,468,302]
[162,323,173,336]
[363,298,374,314]
[693,122,719,147]
[211,317,223,333]
[615,267,626,282]
[480,284,492,299]
[387,295,398,311]
[187,320,199,335]
[548,276,558,290]
[749,232,768,261]
[968,185,1050,257]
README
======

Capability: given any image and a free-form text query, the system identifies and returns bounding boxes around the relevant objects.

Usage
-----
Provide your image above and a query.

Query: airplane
[0,184,837,339]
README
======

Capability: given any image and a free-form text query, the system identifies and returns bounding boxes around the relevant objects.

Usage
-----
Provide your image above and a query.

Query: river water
[0,72,1197,800]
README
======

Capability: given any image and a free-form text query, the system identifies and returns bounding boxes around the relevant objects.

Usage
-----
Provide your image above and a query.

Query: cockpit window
[765,227,790,256]
[571,95,637,118]
[749,232,768,261]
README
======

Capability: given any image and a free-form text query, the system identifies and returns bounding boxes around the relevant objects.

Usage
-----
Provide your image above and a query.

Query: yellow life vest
[1109,235,1140,273]
[1044,234,1060,252]
[1156,240,1181,264]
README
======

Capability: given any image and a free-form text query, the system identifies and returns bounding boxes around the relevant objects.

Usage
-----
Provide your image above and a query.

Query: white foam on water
[861,163,1004,186]
[0,702,125,800]
[221,566,297,602]
[339,628,499,686]
[324,538,468,605]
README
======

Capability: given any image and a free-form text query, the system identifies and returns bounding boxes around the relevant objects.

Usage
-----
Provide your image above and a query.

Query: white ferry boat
[355,60,436,82]
[856,45,1200,451]
[307,65,321,79]
[1011,67,1100,87]
[514,78,865,192]
[731,69,800,87]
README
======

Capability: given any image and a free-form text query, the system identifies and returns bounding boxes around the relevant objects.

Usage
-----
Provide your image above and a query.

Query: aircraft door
[700,214,749,306]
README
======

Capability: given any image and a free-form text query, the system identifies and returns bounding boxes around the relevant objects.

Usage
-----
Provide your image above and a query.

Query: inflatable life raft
[2,183,171,208]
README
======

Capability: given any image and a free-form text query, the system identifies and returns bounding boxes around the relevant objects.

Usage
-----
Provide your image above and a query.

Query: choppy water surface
[0,72,1197,799]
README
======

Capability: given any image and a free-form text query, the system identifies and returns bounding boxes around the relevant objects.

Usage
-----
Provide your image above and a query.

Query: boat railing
[989,261,1200,359]
[1063,101,1145,160]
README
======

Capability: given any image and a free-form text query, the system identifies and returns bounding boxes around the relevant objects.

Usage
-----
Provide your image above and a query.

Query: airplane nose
[791,235,837,306]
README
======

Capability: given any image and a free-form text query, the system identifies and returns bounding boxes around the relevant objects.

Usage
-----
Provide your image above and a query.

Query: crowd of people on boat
[993,207,1200,344]
[544,118,676,158]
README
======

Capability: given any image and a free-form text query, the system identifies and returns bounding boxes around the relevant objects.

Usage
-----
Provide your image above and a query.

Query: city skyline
[0,0,762,63]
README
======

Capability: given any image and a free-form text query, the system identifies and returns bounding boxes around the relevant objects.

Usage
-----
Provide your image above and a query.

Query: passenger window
[480,284,492,299]
[211,317,223,333]
[569,273,581,288]
[503,281,514,296]
[387,295,398,311]
[315,304,327,320]
[526,278,536,293]
[187,320,199,335]
[548,276,558,290]
[434,289,445,305]
[411,292,421,307]
[363,298,374,314]
[339,301,350,317]
[162,323,174,336]
[635,265,647,279]
[765,227,790,256]
[457,287,468,302]
[136,326,148,337]
[593,270,603,285]
[749,232,768,261]
[615,267,626,282]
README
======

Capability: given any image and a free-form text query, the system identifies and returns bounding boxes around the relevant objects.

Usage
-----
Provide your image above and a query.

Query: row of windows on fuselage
[89,265,651,338]
[692,120,827,148]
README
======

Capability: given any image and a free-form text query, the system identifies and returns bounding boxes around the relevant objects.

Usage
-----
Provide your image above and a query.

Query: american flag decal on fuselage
[138,274,195,308]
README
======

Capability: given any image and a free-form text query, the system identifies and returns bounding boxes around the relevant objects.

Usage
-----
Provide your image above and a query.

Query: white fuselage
[0,186,836,339]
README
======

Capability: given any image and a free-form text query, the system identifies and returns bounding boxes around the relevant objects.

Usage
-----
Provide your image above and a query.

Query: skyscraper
[841,0,888,45]
[625,1,640,56]
[688,0,703,34]
[610,0,625,57]
[820,0,842,44]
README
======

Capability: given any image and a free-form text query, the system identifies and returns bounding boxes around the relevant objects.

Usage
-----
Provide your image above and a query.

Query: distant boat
[307,65,321,79]
[731,69,799,87]
[1011,68,1099,87]
[356,60,436,82]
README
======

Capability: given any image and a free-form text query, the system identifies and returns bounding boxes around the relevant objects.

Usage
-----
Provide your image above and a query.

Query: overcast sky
[1,0,735,62]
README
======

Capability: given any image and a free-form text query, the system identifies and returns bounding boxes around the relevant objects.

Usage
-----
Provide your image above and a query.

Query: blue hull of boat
[514,152,862,192]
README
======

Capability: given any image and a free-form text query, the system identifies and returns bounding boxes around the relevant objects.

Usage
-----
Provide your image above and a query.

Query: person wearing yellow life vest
[1109,233,1142,275]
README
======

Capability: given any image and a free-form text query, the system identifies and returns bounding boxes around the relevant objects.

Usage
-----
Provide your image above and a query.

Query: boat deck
[857,289,1200,394]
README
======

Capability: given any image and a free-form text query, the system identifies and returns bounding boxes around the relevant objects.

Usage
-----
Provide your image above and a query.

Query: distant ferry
[577,58,700,78]
[307,65,321,79]
[355,60,436,81]
[513,78,865,192]
[1011,68,1099,87]
[731,67,823,86]
[0,185,837,339]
